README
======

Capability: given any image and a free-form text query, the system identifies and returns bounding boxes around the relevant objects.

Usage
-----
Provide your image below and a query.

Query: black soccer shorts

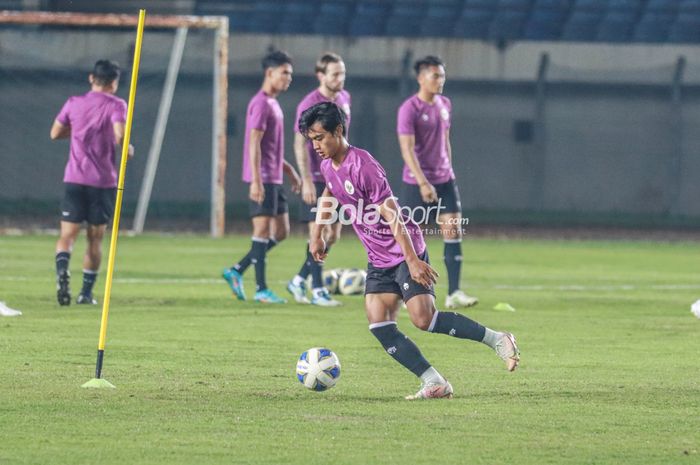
[60,182,116,225]
[399,179,462,225]
[364,250,436,303]
[248,183,289,218]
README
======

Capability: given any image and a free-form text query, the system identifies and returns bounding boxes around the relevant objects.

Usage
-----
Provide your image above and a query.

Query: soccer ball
[306,269,340,294]
[296,347,341,391]
[338,268,367,295]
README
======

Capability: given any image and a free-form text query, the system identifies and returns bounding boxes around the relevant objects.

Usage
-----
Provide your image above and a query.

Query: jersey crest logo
[344,180,355,195]
[421,113,429,121]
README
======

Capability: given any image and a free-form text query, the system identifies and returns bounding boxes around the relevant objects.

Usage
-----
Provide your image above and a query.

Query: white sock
[481,328,502,349]
[312,287,325,298]
[292,275,304,287]
[419,366,446,386]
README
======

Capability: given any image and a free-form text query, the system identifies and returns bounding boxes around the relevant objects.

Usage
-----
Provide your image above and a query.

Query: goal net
[0,11,228,237]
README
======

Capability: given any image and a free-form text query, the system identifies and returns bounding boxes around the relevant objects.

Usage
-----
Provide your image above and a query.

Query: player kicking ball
[301,102,519,400]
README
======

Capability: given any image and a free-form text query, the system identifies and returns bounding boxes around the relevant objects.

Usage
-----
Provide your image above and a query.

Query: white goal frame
[0,10,229,238]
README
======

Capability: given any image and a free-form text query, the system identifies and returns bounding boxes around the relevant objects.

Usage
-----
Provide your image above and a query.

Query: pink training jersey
[55,91,127,188]
[294,89,351,183]
[242,89,285,185]
[397,94,455,185]
[320,146,426,268]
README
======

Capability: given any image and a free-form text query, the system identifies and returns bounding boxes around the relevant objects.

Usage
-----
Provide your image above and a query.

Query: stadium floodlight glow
[79,9,146,390]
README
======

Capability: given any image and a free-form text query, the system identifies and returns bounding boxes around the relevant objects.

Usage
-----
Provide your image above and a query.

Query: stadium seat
[248,1,281,33]
[497,0,534,10]
[523,5,570,40]
[420,0,463,37]
[596,11,636,42]
[453,7,496,39]
[278,2,315,34]
[633,12,674,42]
[562,10,602,41]
[645,0,680,13]
[678,0,700,13]
[607,0,643,12]
[348,0,392,37]
[385,1,426,37]
[573,0,608,12]
[668,12,700,42]
[313,0,354,36]
[488,10,529,41]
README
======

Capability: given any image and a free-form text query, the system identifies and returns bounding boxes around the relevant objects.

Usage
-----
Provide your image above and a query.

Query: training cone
[81,378,116,389]
[493,302,516,312]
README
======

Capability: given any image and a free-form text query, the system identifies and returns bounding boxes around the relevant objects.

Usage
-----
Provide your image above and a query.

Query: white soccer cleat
[286,279,310,304]
[445,290,479,309]
[0,301,22,317]
[495,332,520,372]
[405,380,454,400]
[311,289,342,307]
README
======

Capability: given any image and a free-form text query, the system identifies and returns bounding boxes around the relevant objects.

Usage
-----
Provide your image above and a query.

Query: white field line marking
[1,275,699,291]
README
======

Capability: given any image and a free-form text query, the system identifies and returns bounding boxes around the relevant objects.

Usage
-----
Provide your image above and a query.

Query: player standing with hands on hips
[223,51,301,304]
[51,59,134,306]
[287,52,350,307]
[397,56,478,310]
[302,102,519,400]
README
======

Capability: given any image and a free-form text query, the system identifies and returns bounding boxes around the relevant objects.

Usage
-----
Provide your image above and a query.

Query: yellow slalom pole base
[81,378,116,389]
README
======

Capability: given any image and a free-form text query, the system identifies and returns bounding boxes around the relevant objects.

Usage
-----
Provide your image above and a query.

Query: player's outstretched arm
[248,128,265,204]
[282,159,302,194]
[379,197,438,288]
[113,122,135,158]
[294,132,316,204]
[50,120,70,140]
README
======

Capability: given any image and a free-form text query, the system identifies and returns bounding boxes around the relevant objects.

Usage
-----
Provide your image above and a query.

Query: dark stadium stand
[6,0,700,43]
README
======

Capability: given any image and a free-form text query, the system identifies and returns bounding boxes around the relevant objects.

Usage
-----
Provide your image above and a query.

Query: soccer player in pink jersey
[287,52,351,307]
[223,51,301,304]
[397,56,478,310]
[50,60,133,306]
[301,102,520,400]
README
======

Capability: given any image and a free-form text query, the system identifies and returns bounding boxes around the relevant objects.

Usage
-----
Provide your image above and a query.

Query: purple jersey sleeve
[248,97,270,132]
[56,98,72,125]
[396,100,415,136]
[442,96,452,130]
[110,100,127,124]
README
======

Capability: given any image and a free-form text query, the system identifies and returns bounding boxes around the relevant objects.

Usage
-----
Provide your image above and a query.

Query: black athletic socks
[56,251,70,275]
[429,311,486,342]
[444,240,462,295]
[80,270,98,297]
[252,239,268,292]
[370,322,431,377]
[297,244,312,279]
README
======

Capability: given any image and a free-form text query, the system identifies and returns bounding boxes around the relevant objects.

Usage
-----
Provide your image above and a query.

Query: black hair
[261,50,293,72]
[298,102,347,138]
[413,55,445,75]
[92,60,120,86]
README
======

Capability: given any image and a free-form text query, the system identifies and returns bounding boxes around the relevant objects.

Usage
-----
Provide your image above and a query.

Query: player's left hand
[127,144,135,158]
[310,237,327,263]
[407,258,439,288]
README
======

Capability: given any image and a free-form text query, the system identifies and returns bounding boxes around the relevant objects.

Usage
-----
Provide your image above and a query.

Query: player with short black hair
[397,55,478,310]
[50,59,133,306]
[287,52,351,307]
[301,102,520,400]
[222,50,301,304]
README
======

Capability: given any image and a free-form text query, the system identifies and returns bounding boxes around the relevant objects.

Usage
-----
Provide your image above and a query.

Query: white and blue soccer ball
[338,268,367,295]
[296,347,341,391]
[306,269,340,294]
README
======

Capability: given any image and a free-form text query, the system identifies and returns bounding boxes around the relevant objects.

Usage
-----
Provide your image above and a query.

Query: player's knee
[410,312,433,331]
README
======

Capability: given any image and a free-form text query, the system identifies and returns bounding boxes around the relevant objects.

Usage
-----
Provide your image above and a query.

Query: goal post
[0,10,229,238]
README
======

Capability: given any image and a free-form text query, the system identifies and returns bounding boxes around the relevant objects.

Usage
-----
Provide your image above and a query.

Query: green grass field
[1,232,698,465]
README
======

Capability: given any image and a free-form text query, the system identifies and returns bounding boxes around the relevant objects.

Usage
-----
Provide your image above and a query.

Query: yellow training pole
[82,9,146,389]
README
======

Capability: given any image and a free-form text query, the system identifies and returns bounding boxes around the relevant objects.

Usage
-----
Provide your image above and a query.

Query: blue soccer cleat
[222,268,246,301]
[287,279,310,304]
[254,289,287,304]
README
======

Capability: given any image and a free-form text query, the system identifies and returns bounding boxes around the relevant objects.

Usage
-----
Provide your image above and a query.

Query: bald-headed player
[301,102,520,400]
[287,52,350,307]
